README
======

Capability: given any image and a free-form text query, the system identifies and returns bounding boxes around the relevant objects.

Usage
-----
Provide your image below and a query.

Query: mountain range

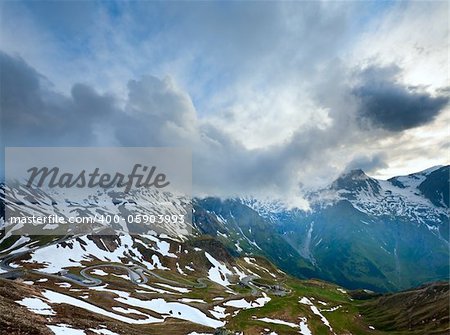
[196,165,449,292]
[0,165,448,334]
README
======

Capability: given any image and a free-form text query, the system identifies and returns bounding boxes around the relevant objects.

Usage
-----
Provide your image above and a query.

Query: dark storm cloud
[0,52,198,150]
[353,65,449,132]
[0,51,45,135]
[0,51,117,147]
[345,154,388,174]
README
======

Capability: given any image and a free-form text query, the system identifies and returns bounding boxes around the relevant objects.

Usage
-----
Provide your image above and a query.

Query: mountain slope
[1,231,448,335]
[0,232,380,335]
[199,166,449,292]
[193,198,315,279]
[0,165,448,334]
[1,166,448,293]
[358,281,449,335]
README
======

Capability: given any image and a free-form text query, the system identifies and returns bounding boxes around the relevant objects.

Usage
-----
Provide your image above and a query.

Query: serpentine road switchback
[0,238,288,296]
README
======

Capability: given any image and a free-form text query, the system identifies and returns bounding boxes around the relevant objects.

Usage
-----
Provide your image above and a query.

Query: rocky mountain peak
[330,168,380,195]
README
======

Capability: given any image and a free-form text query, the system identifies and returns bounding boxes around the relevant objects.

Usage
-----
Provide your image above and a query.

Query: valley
[0,165,448,334]
[0,232,448,335]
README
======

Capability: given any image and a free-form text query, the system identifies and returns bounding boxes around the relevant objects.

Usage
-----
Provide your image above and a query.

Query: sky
[0,1,448,206]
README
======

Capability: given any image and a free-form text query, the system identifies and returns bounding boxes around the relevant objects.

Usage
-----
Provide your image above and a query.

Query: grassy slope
[357,281,449,335]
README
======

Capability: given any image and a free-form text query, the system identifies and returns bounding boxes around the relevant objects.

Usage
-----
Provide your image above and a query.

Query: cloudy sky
[0,1,448,205]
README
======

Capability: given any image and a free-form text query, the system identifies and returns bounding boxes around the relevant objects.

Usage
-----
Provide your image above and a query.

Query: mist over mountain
[0,165,448,334]
[2,165,448,293]
[198,165,449,292]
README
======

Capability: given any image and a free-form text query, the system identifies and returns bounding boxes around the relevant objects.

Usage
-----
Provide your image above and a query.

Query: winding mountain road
[0,239,285,295]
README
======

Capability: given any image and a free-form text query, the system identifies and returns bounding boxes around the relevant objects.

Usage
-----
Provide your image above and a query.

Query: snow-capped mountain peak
[310,166,449,226]
[330,169,381,196]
